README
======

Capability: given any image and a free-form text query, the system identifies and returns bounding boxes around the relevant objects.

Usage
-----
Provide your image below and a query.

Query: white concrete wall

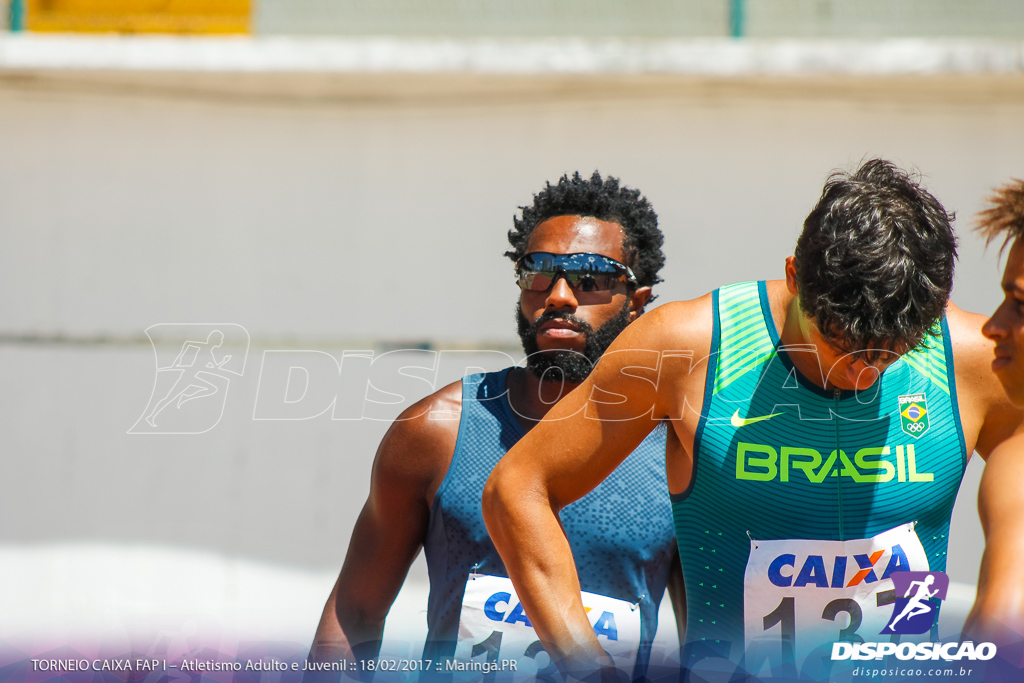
[2,37,1022,645]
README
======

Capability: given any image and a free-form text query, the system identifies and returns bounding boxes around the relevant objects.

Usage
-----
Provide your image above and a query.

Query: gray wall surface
[2,69,1022,589]
[256,0,1024,38]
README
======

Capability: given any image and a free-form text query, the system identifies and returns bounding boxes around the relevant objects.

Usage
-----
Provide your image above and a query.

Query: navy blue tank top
[422,368,677,679]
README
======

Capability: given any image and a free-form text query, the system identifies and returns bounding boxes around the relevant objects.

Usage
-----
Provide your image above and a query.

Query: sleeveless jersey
[423,368,677,679]
[672,281,968,667]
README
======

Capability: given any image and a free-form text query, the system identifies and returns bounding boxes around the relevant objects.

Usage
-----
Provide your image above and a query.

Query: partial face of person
[982,239,1024,406]
[516,215,649,382]
[806,323,902,392]
[785,255,902,392]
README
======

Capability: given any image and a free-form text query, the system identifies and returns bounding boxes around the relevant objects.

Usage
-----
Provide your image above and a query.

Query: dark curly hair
[794,159,957,360]
[506,171,665,294]
[975,177,1024,251]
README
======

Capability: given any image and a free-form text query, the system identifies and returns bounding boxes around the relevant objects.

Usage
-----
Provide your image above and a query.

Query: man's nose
[848,362,882,390]
[544,274,579,311]
[983,301,1010,341]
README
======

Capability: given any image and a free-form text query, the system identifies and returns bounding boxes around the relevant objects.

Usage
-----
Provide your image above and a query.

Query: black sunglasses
[515,252,637,301]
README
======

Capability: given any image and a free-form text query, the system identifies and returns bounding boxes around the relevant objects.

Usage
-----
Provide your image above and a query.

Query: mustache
[526,310,595,336]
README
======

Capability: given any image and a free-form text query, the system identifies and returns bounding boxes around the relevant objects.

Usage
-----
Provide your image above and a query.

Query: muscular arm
[310,383,460,666]
[482,298,711,676]
[963,433,1024,644]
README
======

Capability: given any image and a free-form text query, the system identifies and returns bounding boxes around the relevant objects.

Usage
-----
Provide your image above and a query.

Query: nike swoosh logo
[730,409,784,428]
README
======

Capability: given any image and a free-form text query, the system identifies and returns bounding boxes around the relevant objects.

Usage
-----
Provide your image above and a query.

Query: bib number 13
[468,631,557,683]
[742,524,928,666]
[762,589,896,657]
[456,575,642,681]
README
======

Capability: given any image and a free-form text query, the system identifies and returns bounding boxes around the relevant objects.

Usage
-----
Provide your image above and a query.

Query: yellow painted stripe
[27,0,250,34]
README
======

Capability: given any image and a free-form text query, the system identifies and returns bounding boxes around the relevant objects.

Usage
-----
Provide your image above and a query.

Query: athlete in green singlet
[482,160,1024,679]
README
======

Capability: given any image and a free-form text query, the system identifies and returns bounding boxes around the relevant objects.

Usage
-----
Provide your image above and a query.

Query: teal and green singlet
[672,281,968,667]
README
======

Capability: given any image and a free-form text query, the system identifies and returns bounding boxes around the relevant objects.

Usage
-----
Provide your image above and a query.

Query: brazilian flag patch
[898,393,929,439]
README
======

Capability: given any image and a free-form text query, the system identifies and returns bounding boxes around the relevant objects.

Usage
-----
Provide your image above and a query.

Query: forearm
[665,553,687,646]
[310,515,419,670]
[311,588,386,663]
[965,438,1024,645]
[964,547,1024,645]
[482,478,610,677]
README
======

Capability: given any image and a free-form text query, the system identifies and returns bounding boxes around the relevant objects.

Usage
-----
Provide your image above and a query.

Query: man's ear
[630,286,653,319]
[785,255,799,296]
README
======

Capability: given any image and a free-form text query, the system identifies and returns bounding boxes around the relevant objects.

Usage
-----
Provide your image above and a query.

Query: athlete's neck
[777,292,835,391]
[506,367,583,431]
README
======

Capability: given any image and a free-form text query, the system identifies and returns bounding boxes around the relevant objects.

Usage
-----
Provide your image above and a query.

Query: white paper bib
[454,574,642,681]
[742,523,929,675]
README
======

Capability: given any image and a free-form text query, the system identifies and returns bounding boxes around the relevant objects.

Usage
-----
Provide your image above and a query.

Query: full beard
[516,300,632,384]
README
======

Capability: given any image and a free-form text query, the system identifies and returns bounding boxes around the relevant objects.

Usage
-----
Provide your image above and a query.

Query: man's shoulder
[943,301,995,381]
[631,291,716,348]
[942,301,1024,457]
[628,282,786,352]
[384,368,512,444]
[393,378,465,430]
[371,379,465,497]
[380,379,464,458]
[945,301,988,342]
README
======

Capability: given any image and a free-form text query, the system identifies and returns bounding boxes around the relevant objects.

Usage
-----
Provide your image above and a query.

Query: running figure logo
[129,324,250,434]
[881,571,949,635]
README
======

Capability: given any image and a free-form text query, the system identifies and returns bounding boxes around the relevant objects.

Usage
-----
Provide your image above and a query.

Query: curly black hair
[794,159,957,360]
[506,171,665,292]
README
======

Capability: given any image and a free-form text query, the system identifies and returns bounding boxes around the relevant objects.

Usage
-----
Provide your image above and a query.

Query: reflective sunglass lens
[516,252,634,293]
[519,272,555,291]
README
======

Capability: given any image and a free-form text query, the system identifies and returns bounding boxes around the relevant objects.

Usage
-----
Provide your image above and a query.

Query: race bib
[454,574,641,681]
[743,523,928,675]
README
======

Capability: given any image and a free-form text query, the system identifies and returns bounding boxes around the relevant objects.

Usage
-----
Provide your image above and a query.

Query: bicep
[333,429,437,619]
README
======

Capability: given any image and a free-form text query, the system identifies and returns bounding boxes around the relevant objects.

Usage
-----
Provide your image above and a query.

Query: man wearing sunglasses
[484,160,1024,680]
[311,172,682,680]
